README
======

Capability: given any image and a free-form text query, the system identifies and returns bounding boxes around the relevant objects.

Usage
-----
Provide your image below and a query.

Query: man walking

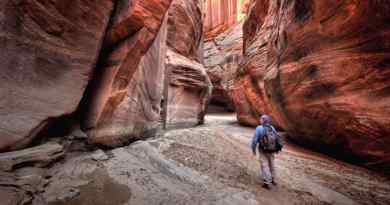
[251,114,283,189]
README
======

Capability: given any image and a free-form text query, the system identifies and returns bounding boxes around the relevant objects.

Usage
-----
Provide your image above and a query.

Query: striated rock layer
[164,49,212,128]
[0,0,173,150]
[0,0,114,152]
[162,0,213,129]
[167,0,204,63]
[76,0,173,147]
[203,0,249,39]
[204,22,244,111]
[86,16,169,147]
[232,0,390,171]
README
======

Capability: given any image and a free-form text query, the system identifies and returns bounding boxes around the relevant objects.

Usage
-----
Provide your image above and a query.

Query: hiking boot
[262,183,271,190]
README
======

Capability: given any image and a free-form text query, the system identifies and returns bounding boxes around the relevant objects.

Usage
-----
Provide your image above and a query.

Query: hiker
[251,114,283,189]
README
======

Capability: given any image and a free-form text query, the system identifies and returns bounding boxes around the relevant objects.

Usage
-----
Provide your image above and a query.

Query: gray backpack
[259,125,280,153]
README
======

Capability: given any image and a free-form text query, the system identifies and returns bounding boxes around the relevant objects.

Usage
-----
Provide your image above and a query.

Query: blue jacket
[251,124,283,155]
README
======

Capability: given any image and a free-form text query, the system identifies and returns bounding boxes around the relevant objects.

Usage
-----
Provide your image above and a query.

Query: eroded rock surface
[203,0,249,39]
[204,22,244,111]
[0,0,114,152]
[161,0,212,128]
[0,142,64,171]
[166,0,203,63]
[231,0,390,171]
[80,0,172,147]
[3,114,389,205]
[164,49,212,128]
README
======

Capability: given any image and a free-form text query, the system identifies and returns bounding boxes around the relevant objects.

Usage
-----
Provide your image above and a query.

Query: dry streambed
[1,114,389,205]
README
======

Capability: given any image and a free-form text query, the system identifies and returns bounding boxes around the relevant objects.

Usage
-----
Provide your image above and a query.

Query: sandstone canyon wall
[202,0,250,112]
[0,0,173,151]
[163,0,213,128]
[232,0,390,171]
[203,0,249,39]
[0,0,114,152]
[204,22,244,111]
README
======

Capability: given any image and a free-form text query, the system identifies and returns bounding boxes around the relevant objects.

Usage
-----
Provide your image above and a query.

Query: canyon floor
[2,113,390,205]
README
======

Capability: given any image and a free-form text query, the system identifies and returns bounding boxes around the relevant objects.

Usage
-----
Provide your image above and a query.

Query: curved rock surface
[203,0,249,39]
[161,0,212,129]
[204,22,244,111]
[80,0,172,147]
[0,0,114,152]
[164,49,212,128]
[0,0,174,151]
[166,0,203,62]
[232,0,390,171]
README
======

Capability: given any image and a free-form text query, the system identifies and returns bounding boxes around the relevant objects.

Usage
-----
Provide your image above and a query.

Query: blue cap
[260,114,271,123]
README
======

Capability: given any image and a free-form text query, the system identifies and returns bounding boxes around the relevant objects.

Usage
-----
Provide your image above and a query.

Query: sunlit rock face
[232,0,390,170]
[204,22,243,111]
[203,0,250,111]
[163,0,213,128]
[167,0,204,63]
[83,0,172,147]
[203,0,249,39]
[164,49,212,128]
[0,0,114,152]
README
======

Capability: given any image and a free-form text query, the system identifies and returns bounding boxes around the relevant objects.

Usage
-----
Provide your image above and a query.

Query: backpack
[258,125,281,153]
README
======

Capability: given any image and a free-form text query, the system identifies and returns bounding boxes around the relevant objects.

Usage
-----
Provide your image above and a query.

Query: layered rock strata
[162,0,213,129]
[232,0,390,169]
[204,22,244,111]
[164,49,212,128]
[0,0,114,152]
[203,0,249,39]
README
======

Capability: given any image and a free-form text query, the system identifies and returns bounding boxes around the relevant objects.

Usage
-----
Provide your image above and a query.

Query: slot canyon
[0,0,390,204]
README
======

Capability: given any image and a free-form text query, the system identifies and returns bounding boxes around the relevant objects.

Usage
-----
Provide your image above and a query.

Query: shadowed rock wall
[0,0,114,152]
[0,0,173,151]
[232,0,390,171]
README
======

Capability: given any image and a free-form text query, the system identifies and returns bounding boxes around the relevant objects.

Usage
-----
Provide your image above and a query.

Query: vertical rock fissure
[76,0,126,131]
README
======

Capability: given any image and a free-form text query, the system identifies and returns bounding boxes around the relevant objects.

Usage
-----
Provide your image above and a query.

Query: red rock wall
[204,22,244,111]
[233,0,390,171]
[0,0,114,152]
[203,0,249,39]
[80,0,172,147]
[167,0,204,63]
[87,16,169,147]
[164,49,212,128]
[163,0,213,128]
[0,0,173,151]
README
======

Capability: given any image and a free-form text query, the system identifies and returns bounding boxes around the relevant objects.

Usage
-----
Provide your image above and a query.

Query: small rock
[57,188,80,201]
[70,129,88,140]
[91,150,109,161]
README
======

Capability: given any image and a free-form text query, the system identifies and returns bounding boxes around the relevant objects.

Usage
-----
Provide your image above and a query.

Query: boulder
[164,49,213,128]
[233,0,390,169]
[0,0,114,152]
